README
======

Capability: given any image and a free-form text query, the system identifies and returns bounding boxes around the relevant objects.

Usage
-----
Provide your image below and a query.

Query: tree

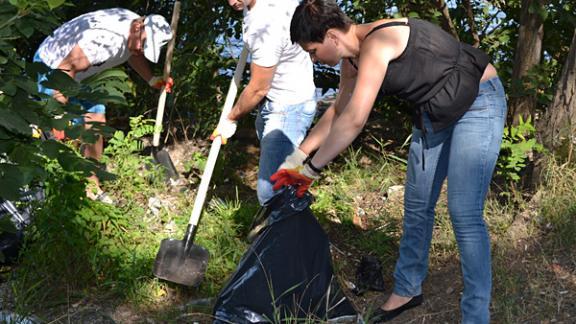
[508,0,545,125]
[541,29,576,160]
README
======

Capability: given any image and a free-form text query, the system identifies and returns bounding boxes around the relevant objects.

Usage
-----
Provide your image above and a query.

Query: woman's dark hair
[290,0,353,44]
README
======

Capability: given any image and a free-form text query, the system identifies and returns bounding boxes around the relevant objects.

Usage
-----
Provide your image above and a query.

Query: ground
[1,130,575,323]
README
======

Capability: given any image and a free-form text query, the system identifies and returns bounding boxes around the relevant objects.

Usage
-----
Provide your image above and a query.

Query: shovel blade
[152,148,179,180]
[153,238,209,286]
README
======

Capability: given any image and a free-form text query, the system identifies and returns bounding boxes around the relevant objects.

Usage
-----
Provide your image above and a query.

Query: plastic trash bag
[213,188,361,323]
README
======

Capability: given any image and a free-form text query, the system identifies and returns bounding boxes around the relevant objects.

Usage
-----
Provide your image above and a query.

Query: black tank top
[350,18,489,131]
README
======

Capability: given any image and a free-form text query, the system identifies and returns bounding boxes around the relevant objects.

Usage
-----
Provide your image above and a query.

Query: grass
[2,126,576,322]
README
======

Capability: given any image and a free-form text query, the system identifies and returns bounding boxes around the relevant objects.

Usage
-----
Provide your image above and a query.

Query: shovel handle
[188,47,249,230]
[152,1,181,148]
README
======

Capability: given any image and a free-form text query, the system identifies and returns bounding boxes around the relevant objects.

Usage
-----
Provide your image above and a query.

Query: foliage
[101,115,164,202]
[497,115,544,183]
[0,0,130,202]
[538,157,576,249]
[2,0,576,321]
[508,60,560,107]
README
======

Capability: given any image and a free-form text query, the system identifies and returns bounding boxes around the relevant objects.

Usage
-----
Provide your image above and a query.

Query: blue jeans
[33,51,106,123]
[394,77,507,323]
[255,98,316,205]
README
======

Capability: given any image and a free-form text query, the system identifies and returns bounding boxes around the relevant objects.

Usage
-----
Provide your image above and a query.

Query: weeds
[4,124,576,322]
[538,156,576,248]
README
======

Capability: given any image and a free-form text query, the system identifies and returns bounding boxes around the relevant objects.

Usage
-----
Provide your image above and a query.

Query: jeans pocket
[260,100,286,116]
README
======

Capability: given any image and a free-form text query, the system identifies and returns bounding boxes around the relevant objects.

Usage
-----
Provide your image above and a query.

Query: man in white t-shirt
[212,0,317,205]
[34,8,173,202]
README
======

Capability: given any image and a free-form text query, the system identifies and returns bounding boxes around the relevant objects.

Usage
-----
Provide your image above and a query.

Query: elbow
[254,85,271,98]
[350,115,368,131]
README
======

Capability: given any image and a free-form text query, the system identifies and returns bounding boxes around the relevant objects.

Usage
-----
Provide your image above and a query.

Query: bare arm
[309,43,395,168]
[300,60,357,155]
[127,54,154,83]
[227,62,275,121]
[53,44,91,104]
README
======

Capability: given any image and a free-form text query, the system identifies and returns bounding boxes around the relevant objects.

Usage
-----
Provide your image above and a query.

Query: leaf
[0,127,11,140]
[0,217,18,234]
[40,140,67,159]
[41,70,80,97]
[0,108,31,136]
[46,0,66,10]
[0,81,17,96]
[26,61,51,79]
[0,164,32,200]
[15,20,33,38]
[8,0,20,8]
[82,68,128,84]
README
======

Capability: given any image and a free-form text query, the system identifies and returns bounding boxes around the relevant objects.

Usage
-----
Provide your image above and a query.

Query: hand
[148,76,174,93]
[270,162,320,198]
[210,117,237,144]
[277,147,308,171]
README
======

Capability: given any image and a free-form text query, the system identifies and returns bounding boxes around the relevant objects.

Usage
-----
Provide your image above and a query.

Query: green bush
[497,115,544,183]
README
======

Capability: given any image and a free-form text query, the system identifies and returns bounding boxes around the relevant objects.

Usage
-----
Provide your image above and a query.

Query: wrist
[301,162,321,179]
[148,76,160,87]
[227,110,238,122]
[306,158,323,175]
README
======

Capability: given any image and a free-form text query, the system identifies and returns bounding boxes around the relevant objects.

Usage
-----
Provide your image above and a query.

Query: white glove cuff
[302,162,321,179]
[148,76,162,87]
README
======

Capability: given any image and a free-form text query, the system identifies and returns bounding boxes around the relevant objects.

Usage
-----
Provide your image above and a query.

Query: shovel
[151,1,180,181]
[153,47,249,286]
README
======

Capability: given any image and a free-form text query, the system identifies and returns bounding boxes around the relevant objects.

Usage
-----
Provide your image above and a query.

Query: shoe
[87,190,115,205]
[371,294,423,323]
[95,192,114,205]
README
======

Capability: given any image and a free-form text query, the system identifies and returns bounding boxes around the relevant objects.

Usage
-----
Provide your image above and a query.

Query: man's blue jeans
[394,77,507,324]
[255,98,316,205]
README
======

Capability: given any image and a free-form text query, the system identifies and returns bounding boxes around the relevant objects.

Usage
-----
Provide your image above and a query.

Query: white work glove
[277,147,308,171]
[210,117,237,144]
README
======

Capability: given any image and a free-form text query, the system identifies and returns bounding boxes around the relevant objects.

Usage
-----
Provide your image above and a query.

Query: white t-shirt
[242,0,315,104]
[37,8,139,82]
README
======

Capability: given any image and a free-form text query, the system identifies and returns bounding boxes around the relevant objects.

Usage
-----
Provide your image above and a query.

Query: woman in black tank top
[270,1,507,323]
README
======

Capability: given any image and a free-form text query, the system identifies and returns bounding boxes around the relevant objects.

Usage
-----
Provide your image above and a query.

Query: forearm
[300,104,336,155]
[310,108,366,168]
[228,84,268,120]
[128,55,153,82]
[52,89,69,105]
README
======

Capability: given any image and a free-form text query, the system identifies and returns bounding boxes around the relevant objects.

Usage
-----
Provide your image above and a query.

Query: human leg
[255,99,316,205]
[81,111,105,197]
[446,77,507,324]
[391,115,453,298]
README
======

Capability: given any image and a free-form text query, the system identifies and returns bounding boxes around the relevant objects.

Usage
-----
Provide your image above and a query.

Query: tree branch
[434,0,459,40]
[462,0,480,47]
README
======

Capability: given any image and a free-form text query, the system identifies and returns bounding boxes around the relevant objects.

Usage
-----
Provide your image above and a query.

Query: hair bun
[304,0,320,15]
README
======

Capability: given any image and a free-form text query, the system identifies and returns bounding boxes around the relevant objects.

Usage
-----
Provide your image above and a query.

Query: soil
[2,129,575,323]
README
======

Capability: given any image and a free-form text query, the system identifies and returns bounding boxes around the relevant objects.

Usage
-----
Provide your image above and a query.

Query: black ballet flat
[371,294,424,323]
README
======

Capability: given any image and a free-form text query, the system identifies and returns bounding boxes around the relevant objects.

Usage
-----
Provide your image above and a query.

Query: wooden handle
[153,1,181,147]
[188,47,249,227]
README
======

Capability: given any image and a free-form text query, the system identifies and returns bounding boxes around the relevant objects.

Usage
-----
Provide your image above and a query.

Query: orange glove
[148,76,174,93]
[51,128,66,141]
[270,162,321,198]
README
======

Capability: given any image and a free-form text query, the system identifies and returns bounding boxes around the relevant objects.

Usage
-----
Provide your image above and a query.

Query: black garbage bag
[213,188,360,323]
